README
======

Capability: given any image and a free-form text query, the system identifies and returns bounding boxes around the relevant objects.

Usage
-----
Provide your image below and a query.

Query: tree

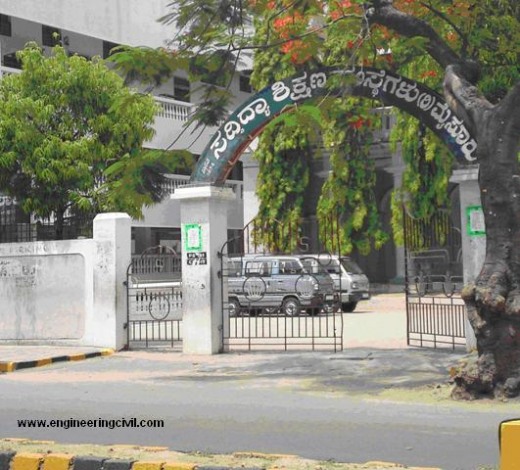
[114,0,519,398]
[0,43,193,239]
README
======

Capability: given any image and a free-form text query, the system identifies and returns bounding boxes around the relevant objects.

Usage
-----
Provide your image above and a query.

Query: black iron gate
[126,246,183,349]
[404,211,467,349]
[220,218,344,352]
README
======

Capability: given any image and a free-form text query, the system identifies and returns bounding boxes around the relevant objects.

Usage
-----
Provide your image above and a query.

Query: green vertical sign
[467,206,485,236]
[183,223,203,252]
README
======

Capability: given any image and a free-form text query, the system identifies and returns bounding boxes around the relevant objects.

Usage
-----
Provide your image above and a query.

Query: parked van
[226,255,337,316]
[307,254,370,312]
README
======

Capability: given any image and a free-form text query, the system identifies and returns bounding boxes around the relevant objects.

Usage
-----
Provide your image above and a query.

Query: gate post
[451,165,482,350]
[173,185,235,354]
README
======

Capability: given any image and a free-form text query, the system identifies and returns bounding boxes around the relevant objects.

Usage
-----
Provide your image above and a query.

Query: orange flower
[350,117,365,129]
[446,32,458,43]
[420,70,438,78]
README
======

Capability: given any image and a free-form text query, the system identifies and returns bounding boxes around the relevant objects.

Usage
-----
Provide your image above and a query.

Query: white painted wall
[0,0,172,48]
[0,213,131,349]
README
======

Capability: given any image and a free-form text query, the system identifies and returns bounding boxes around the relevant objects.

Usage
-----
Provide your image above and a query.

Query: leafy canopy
[0,43,193,226]
[111,0,518,253]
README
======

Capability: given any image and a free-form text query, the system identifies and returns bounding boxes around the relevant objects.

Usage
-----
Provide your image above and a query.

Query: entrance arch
[190,66,477,184]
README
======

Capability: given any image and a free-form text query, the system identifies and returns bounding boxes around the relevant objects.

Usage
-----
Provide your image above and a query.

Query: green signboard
[467,205,485,236]
[183,223,203,252]
[191,66,478,184]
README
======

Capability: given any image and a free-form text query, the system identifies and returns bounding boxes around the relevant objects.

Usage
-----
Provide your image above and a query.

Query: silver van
[309,255,370,312]
[226,255,337,316]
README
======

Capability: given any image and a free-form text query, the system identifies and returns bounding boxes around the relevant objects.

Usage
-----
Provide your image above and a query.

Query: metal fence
[404,211,467,350]
[0,199,93,242]
[126,247,183,349]
[220,228,344,352]
[406,276,466,349]
[224,312,343,352]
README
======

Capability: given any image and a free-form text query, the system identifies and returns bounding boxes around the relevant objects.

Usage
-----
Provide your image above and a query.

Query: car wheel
[228,298,241,317]
[282,297,301,316]
[342,301,357,313]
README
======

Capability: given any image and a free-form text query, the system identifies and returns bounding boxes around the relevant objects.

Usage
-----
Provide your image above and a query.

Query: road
[0,346,514,470]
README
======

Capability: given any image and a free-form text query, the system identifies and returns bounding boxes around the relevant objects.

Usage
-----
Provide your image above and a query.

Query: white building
[0,0,252,254]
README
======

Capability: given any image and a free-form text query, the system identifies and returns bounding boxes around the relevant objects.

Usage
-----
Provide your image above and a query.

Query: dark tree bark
[367,0,520,398]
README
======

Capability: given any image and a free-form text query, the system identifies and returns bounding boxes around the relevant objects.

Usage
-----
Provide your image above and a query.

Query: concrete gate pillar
[172,185,235,354]
[450,165,483,350]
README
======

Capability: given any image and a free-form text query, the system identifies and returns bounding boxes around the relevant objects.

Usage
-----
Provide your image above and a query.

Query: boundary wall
[0,213,130,350]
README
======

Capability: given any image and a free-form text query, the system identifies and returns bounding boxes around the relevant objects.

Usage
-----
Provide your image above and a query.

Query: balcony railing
[154,95,194,122]
[0,65,21,77]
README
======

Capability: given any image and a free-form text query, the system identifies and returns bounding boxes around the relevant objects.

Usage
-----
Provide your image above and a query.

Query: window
[42,25,61,47]
[103,41,120,59]
[239,73,252,93]
[173,76,190,102]
[0,14,11,37]
[3,52,21,69]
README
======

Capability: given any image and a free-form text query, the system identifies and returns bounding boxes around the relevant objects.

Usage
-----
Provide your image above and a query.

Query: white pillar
[90,213,131,350]
[451,166,483,350]
[173,185,234,354]
[386,147,406,283]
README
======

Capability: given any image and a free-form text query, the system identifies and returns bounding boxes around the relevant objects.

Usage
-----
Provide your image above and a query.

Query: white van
[227,255,337,316]
[312,255,370,312]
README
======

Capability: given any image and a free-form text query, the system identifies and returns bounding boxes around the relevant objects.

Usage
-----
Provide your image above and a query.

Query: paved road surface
[0,295,511,470]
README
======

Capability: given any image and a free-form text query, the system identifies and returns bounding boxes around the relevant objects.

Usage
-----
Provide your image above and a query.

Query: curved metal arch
[190,66,477,184]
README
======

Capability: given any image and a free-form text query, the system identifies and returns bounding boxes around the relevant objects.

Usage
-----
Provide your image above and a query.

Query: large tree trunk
[452,82,520,398]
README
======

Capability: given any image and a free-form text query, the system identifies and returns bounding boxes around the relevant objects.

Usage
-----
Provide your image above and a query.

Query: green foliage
[253,113,313,253]
[108,46,185,87]
[0,43,192,232]
[317,99,388,255]
[389,112,453,244]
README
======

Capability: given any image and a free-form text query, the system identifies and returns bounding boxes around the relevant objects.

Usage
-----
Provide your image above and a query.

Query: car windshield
[341,258,364,274]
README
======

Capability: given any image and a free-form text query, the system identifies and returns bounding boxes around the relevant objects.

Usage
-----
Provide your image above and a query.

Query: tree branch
[419,1,469,57]
[365,0,477,81]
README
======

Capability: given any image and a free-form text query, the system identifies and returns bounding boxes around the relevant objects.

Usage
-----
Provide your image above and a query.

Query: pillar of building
[172,185,235,354]
[386,148,406,284]
[450,165,483,350]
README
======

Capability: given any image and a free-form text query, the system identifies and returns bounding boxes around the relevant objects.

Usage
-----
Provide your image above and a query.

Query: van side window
[245,261,271,277]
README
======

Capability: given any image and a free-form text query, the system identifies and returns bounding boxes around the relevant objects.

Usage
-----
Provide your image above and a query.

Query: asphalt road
[0,348,515,470]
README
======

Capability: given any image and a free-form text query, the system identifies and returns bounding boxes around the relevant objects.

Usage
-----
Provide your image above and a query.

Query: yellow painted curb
[12,453,45,470]
[162,463,196,470]
[42,454,73,470]
[132,461,164,470]
[69,354,87,362]
[0,362,15,373]
[101,349,114,356]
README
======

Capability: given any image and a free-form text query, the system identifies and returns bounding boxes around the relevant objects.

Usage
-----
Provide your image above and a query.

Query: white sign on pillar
[173,185,234,354]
